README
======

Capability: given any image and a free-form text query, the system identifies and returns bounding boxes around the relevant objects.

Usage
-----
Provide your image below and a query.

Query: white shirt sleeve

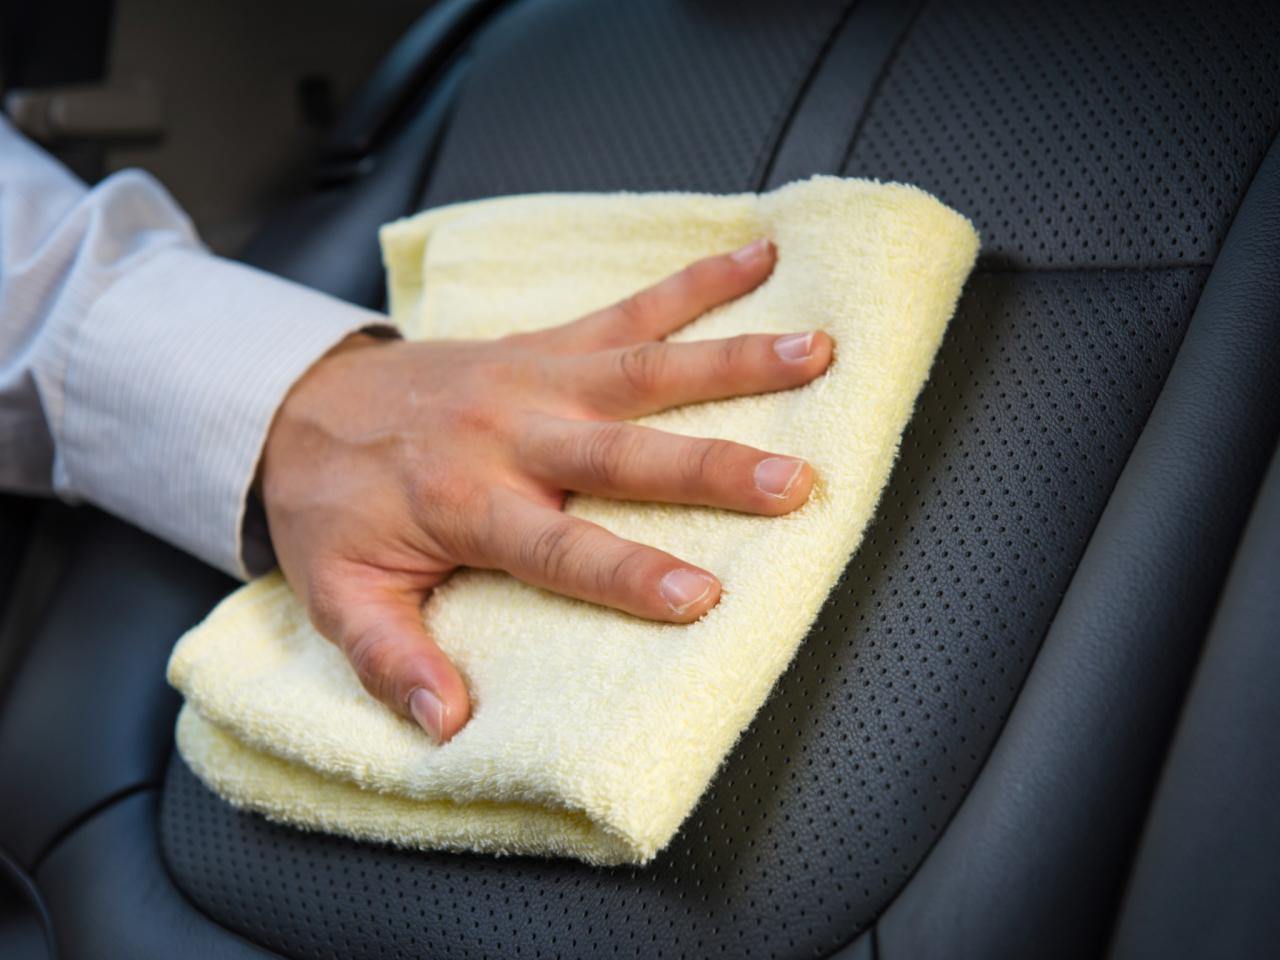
[0,116,396,579]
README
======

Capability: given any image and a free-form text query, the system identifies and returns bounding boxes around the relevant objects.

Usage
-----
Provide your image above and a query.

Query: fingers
[545,238,777,352]
[522,420,814,515]
[482,492,722,622]
[560,329,833,419]
[312,578,472,744]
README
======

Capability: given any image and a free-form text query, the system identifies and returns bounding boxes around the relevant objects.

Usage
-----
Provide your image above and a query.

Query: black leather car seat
[2,1,1278,957]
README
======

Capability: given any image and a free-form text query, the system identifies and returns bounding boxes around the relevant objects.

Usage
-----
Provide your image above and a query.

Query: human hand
[259,238,833,743]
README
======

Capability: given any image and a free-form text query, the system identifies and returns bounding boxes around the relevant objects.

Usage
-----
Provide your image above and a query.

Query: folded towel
[167,175,979,866]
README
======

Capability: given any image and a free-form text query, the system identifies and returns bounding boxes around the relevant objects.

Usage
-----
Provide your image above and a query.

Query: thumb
[320,583,472,744]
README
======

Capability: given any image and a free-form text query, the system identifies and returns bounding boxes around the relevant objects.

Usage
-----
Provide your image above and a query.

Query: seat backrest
[156,1,1280,958]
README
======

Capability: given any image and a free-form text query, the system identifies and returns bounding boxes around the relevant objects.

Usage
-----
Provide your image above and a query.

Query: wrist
[254,328,396,499]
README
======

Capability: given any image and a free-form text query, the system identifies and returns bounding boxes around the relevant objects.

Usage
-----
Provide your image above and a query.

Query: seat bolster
[872,134,1280,960]
[36,790,280,960]
[239,64,466,308]
[1108,438,1280,960]
[0,511,232,868]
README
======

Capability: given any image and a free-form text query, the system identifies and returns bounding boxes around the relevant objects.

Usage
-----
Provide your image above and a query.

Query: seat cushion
[156,1,1280,957]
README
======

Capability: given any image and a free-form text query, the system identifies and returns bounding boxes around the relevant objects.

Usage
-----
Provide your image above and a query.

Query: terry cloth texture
[167,175,979,866]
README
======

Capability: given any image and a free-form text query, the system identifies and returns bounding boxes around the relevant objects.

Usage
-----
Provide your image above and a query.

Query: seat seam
[754,0,863,191]
[835,0,928,175]
[29,781,156,874]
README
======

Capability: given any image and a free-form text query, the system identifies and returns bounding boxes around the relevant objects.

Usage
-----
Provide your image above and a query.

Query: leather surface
[1108,457,1280,957]
[239,62,467,310]
[423,0,854,204]
[873,131,1280,960]
[764,0,922,190]
[0,509,232,867]
[320,0,504,161]
[845,0,1280,268]
[0,498,39,705]
[0,500,34,627]
[35,791,278,959]
[0,844,52,960]
[0,502,85,713]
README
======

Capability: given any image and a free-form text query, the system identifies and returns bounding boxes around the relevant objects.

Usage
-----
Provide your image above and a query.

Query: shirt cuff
[57,247,397,580]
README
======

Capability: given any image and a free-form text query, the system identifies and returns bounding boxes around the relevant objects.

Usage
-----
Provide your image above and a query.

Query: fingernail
[754,457,805,498]
[409,686,448,743]
[730,238,771,264]
[659,568,716,615]
[774,332,815,362]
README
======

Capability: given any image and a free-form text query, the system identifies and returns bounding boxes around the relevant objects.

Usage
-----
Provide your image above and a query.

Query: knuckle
[407,457,453,508]
[470,356,523,387]
[601,544,652,599]
[305,572,348,639]
[682,438,731,487]
[451,399,506,437]
[523,518,583,581]
[614,292,651,331]
[446,475,490,517]
[581,423,633,488]
[616,342,666,396]
[345,628,398,703]
[716,334,753,378]
[421,478,491,561]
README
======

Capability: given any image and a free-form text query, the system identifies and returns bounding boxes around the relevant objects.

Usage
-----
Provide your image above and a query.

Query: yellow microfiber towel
[167,175,979,866]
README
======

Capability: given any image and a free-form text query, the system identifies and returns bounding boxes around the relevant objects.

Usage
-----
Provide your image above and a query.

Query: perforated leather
[423,0,853,203]
[154,0,1280,957]
[844,0,1280,268]
[162,265,1202,957]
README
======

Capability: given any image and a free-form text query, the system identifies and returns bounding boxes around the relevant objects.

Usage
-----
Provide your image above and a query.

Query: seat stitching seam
[751,0,862,191]
[836,0,929,175]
